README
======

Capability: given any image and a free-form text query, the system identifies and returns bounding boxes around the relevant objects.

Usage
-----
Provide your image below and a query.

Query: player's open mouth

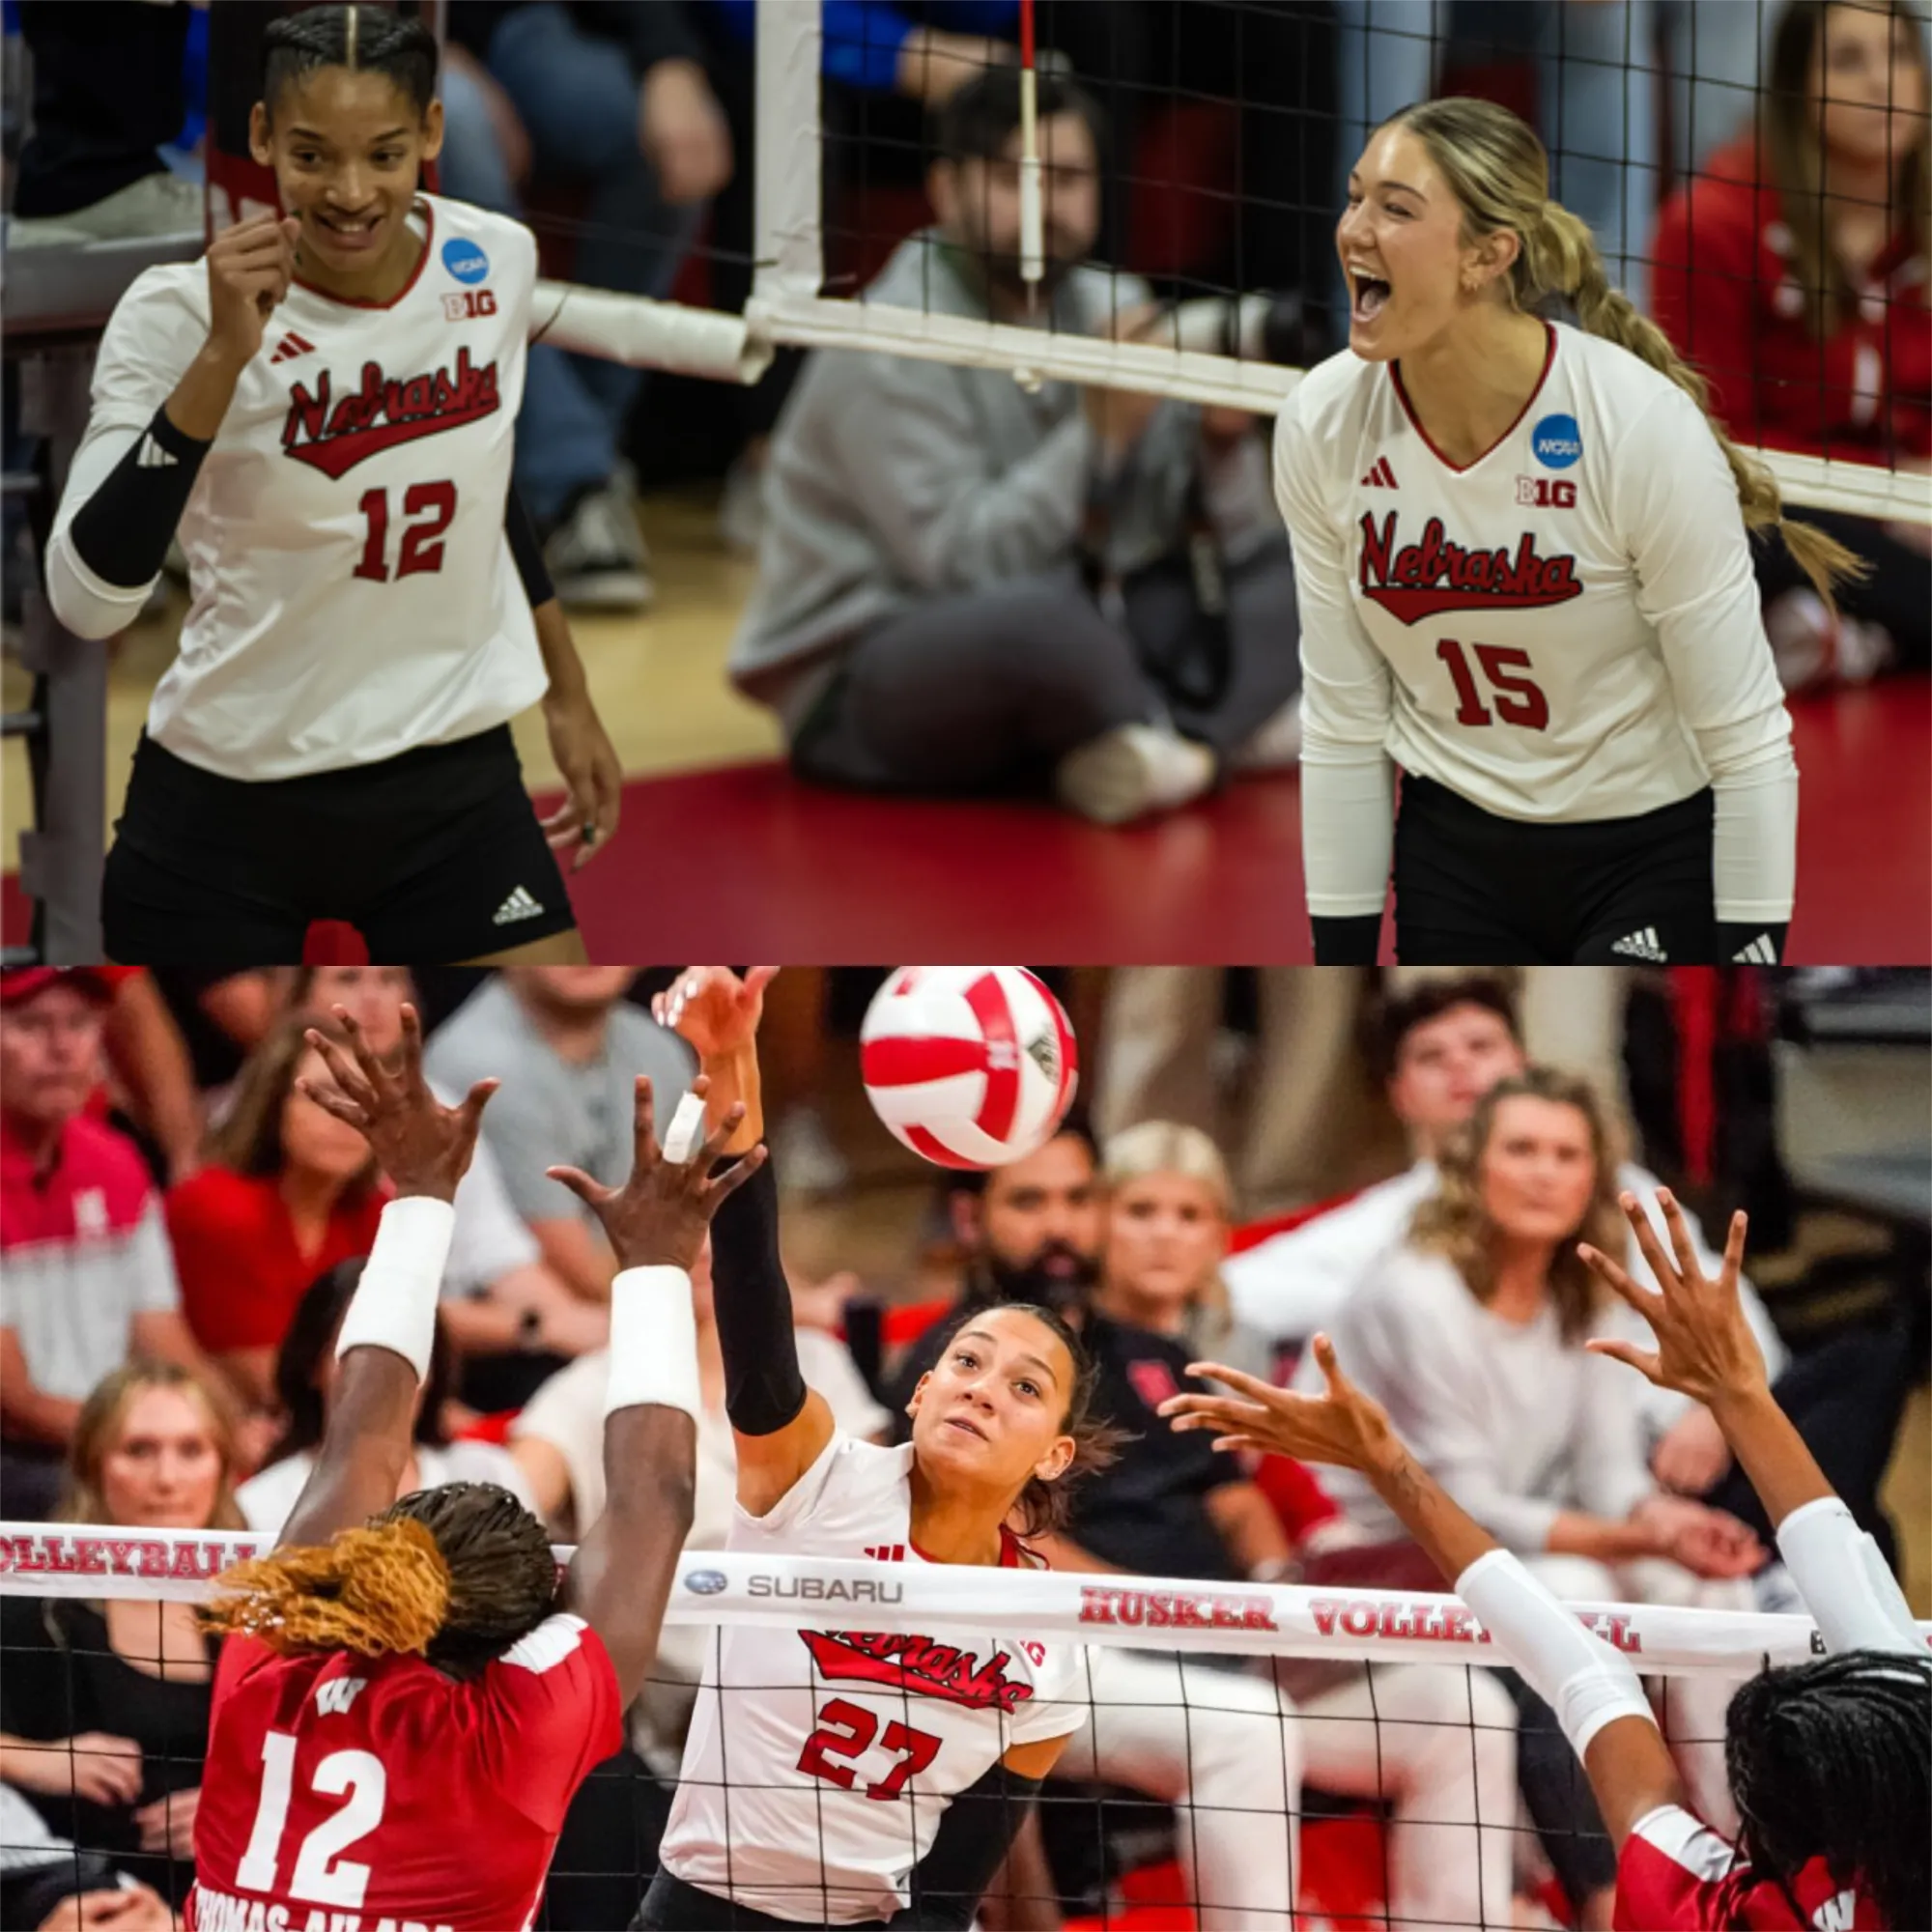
[946,1416,987,1440]
[1350,271,1392,324]
[316,210,383,250]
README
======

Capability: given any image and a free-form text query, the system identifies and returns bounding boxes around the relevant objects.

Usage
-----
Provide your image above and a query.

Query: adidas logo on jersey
[864,1544,908,1563]
[1359,456,1398,489]
[1729,932,1779,964]
[1610,927,1668,962]
[135,435,179,469]
[269,330,316,365]
[492,885,545,924]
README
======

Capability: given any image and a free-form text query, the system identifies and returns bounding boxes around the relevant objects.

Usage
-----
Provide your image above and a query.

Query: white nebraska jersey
[1273,323,1797,917]
[51,194,546,780]
[658,1432,1087,1925]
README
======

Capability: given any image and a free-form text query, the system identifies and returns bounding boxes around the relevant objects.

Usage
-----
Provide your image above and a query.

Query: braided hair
[262,4,439,123]
[205,1482,558,1680]
[1727,1648,1931,1931]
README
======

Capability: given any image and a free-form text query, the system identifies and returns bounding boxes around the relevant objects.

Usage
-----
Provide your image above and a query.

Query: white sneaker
[1764,588,1896,692]
[544,478,654,611]
[1054,724,1215,825]
[7,172,203,248]
[1230,695,1302,771]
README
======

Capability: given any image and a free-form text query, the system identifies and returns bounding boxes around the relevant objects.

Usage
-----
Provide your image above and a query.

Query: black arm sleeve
[504,486,554,607]
[66,405,210,587]
[1309,913,1382,965]
[890,1762,1047,1930]
[708,1151,809,1436]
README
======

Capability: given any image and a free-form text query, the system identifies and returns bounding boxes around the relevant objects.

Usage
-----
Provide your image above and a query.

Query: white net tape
[6,1523,1927,1673]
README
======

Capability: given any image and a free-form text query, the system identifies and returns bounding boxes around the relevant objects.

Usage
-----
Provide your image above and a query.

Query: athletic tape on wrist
[606,1264,702,1427]
[1457,1548,1656,1756]
[332,1196,455,1382]
[662,1090,707,1165]
[1776,1495,1922,1657]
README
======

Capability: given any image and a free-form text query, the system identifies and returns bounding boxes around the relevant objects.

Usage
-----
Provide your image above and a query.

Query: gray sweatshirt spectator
[729,65,1301,827]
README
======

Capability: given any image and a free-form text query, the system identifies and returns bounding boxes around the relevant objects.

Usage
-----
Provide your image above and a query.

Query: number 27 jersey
[187,1617,621,1932]
[1273,322,1793,826]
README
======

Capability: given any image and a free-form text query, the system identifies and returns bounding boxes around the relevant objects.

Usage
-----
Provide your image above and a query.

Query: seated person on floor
[730,64,1303,827]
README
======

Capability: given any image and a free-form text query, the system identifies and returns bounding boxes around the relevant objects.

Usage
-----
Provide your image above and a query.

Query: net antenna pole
[1011,0,1047,393]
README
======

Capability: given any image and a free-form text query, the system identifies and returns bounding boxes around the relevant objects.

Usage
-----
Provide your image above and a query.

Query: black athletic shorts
[101,725,576,963]
[1392,775,1717,964]
[634,1870,891,1930]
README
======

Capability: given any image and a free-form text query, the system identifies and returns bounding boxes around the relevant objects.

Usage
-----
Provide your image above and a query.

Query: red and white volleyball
[861,968,1078,1170]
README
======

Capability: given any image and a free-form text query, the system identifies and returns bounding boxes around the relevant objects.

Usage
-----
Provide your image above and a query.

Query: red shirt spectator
[1652,133,1930,467]
[168,1011,385,1412]
[165,1165,385,1356]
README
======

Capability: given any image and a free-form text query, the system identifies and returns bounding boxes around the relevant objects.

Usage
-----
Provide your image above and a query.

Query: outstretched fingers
[692,1102,750,1179]
[456,1077,500,1146]
[1619,1191,1681,1294]
[1655,1188,1704,1288]
[302,1024,378,1114]
[703,1139,767,1210]
[1179,1360,1278,1405]
[295,1077,371,1128]
[1577,1236,1656,1319]
[1719,1207,1749,1290]
[545,1164,611,1208]
[1583,1335,1664,1385]
[629,1075,663,1174]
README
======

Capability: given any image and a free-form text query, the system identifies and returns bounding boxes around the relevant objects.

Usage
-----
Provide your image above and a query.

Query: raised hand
[1579,1192,1769,1409]
[1159,1334,1399,1474]
[295,1005,497,1205]
[547,1074,766,1272]
[651,966,779,1059]
[204,213,302,368]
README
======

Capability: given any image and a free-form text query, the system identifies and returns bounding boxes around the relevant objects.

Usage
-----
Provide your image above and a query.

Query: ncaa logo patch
[1531,412,1582,469]
[685,1569,728,1596]
[441,238,490,285]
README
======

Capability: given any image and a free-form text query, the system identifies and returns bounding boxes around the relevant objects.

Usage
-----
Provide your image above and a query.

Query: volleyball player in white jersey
[636,969,1102,1930]
[46,4,620,963]
[1275,98,1864,967]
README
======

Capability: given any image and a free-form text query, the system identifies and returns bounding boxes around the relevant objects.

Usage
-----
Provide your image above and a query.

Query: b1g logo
[1516,476,1577,508]
[441,238,490,284]
[443,289,498,320]
[1531,412,1582,469]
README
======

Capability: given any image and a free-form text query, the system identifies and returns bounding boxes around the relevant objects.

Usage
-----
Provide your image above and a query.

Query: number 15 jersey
[1273,322,1797,916]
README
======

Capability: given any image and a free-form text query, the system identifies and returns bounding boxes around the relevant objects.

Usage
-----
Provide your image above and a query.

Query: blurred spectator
[1662,0,1778,177]
[423,968,694,1303]
[0,1782,176,1932]
[507,1238,885,1929]
[0,1363,242,1903]
[146,970,289,1109]
[164,1015,384,1417]
[1225,973,1914,1583]
[293,966,607,1410]
[234,1258,533,1539]
[437,2,731,609]
[730,64,1302,827]
[91,974,203,1193]
[5,0,201,245]
[1651,0,1931,690]
[1,971,208,1523]
[1094,1121,1274,1384]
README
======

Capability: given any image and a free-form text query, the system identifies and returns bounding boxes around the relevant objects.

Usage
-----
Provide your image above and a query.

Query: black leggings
[633,1870,890,1930]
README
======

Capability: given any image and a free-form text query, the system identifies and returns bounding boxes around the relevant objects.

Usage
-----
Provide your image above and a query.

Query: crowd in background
[4,1,1927,814]
[0,961,1922,1928]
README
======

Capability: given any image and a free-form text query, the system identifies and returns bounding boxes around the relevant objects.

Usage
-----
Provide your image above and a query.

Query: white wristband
[1457,1548,1657,1757]
[605,1264,702,1428]
[1776,1495,1922,1658]
[333,1195,455,1382]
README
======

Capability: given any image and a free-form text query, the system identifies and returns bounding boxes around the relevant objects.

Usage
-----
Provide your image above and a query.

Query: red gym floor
[7,678,1927,964]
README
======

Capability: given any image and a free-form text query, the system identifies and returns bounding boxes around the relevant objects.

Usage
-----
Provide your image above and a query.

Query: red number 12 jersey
[188,1614,621,1932]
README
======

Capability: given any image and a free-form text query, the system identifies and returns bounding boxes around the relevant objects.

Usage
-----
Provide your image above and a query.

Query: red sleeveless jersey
[187,1615,621,1932]
[1617,1804,1884,1930]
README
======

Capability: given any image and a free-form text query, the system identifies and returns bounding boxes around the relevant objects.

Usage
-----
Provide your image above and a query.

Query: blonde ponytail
[1391,98,1871,614]
[203,1515,452,1658]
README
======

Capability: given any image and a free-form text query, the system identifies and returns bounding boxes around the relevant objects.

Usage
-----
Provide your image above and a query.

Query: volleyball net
[7,1522,1926,1929]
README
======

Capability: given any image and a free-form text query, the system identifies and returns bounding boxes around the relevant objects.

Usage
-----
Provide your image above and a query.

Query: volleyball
[860,968,1078,1170]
